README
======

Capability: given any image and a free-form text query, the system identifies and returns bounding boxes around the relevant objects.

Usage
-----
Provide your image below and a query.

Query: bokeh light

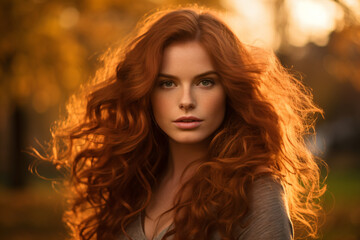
[287,0,343,46]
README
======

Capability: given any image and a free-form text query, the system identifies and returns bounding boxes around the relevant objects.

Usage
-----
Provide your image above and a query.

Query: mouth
[173,116,203,129]
[174,116,202,122]
[175,119,202,123]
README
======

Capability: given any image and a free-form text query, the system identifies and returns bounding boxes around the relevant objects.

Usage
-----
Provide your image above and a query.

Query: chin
[170,133,210,144]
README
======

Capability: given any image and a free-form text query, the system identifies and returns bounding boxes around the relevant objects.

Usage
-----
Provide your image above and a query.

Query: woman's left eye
[198,79,214,87]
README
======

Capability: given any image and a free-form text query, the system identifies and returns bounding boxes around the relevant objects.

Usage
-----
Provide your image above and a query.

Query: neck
[165,139,209,183]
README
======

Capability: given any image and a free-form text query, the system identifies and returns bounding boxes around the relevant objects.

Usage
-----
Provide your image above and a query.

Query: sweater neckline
[139,212,173,240]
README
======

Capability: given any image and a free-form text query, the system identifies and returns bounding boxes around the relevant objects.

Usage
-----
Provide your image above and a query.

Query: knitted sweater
[119,177,293,240]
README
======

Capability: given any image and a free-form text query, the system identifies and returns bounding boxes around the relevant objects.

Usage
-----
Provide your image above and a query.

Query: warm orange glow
[224,0,345,48]
[222,0,277,49]
[59,7,80,29]
[287,0,343,46]
[342,0,360,13]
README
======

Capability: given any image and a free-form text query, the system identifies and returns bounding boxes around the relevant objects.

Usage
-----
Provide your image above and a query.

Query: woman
[38,6,326,240]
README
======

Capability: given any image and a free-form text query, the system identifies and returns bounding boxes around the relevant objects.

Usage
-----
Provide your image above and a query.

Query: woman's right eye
[159,80,176,88]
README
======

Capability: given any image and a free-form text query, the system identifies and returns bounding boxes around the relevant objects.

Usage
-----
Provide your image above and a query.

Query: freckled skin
[151,41,226,144]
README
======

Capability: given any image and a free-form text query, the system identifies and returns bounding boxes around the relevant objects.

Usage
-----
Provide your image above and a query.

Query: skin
[146,41,226,239]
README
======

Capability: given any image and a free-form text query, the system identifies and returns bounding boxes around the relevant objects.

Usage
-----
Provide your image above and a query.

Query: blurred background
[0,0,359,239]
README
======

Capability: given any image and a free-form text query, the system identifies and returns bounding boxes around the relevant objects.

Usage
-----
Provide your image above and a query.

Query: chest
[143,181,179,239]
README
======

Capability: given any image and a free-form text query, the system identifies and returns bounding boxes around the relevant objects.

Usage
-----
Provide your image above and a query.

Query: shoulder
[236,176,294,240]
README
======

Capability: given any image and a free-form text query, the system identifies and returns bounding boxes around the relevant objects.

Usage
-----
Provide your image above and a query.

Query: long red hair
[37,6,326,240]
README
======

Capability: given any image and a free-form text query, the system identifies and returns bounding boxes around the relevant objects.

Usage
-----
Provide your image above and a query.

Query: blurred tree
[325,25,360,91]
[169,0,224,9]
[0,0,88,188]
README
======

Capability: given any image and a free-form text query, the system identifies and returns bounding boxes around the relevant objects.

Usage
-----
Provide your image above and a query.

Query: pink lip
[174,116,202,122]
[173,116,203,129]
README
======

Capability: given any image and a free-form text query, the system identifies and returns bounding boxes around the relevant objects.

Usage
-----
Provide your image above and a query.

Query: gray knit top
[119,176,294,240]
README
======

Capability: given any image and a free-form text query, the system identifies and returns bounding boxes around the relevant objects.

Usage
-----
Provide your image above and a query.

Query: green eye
[159,80,176,88]
[198,79,214,87]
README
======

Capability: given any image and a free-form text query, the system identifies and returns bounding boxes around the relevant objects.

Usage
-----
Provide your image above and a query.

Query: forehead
[160,41,214,76]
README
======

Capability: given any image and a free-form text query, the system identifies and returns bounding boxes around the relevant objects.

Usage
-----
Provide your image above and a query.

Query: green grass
[326,170,360,202]
[320,169,360,240]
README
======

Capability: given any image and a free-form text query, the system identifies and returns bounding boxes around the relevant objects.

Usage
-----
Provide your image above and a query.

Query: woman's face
[151,41,226,144]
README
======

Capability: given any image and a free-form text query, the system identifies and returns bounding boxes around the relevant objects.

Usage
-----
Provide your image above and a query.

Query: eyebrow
[158,71,219,79]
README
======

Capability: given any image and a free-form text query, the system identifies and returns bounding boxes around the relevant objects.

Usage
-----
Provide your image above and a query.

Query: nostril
[179,103,195,110]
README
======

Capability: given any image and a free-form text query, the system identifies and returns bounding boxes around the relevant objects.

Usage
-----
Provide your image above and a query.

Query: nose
[179,86,195,111]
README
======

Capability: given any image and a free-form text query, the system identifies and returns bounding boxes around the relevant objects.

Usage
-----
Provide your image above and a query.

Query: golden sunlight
[222,0,276,49]
[224,0,345,49]
[287,0,343,46]
[342,0,360,11]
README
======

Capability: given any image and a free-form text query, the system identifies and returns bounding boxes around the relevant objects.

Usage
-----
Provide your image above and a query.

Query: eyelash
[197,79,215,87]
[158,79,215,88]
[158,80,176,88]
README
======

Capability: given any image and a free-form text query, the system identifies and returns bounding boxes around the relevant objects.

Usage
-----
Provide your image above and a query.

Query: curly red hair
[37,6,326,240]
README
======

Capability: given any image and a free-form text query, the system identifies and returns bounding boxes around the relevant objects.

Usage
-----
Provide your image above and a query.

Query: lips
[175,116,202,122]
[173,116,203,129]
